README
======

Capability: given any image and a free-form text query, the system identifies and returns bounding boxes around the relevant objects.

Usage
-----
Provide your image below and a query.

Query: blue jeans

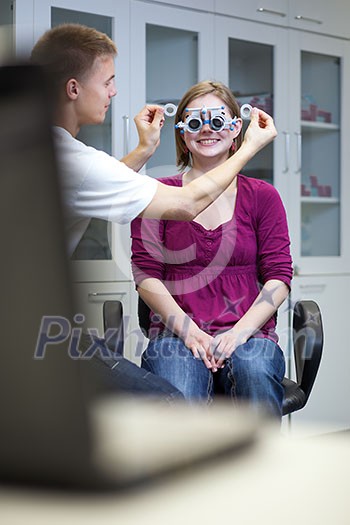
[142,335,285,418]
[77,334,184,403]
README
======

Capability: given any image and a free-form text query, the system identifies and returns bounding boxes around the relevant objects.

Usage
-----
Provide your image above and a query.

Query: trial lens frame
[165,103,252,134]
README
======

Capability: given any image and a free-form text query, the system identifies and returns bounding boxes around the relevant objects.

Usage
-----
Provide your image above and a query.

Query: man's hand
[120,104,165,171]
[134,104,165,155]
[242,108,277,156]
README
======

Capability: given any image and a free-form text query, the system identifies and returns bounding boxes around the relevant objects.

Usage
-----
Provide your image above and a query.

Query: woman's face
[182,93,242,165]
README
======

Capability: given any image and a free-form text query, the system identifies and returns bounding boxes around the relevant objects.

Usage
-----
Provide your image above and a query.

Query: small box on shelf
[301,175,332,198]
[236,93,273,116]
[301,94,332,123]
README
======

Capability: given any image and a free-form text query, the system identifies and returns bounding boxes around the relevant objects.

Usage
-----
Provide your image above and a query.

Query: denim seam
[226,359,237,401]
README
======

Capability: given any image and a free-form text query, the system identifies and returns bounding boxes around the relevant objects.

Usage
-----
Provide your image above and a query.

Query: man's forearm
[120,143,154,172]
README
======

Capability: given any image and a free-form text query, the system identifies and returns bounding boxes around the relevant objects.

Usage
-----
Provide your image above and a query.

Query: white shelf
[301,120,340,131]
[301,196,339,204]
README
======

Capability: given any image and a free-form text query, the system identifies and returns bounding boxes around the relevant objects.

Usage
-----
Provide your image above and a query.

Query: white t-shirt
[53,127,158,256]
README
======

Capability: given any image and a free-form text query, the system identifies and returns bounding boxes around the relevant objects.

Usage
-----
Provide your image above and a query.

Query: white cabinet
[150,0,215,11]
[287,30,350,275]
[289,0,350,39]
[290,275,350,434]
[213,13,350,276]
[215,0,289,27]
[72,281,144,363]
[214,0,350,39]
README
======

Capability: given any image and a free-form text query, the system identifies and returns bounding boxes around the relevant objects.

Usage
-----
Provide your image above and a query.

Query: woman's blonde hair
[175,80,242,170]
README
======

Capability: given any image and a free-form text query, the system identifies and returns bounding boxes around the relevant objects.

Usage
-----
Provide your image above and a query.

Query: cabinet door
[215,0,288,27]
[73,281,143,363]
[0,0,14,59]
[288,30,350,275]
[289,0,350,39]
[13,0,34,55]
[130,0,215,177]
[214,15,289,202]
[32,0,131,282]
[290,275,350,435]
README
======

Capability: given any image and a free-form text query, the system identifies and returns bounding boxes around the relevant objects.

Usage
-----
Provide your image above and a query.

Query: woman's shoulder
[238,173,273,189]
[157,172,184,187]
[238,174,280,198]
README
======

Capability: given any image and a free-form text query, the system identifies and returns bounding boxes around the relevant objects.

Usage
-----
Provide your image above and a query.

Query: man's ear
[66,79,80,100]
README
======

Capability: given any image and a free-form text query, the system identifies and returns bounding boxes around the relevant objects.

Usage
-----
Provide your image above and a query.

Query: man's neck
[53,106,80,137]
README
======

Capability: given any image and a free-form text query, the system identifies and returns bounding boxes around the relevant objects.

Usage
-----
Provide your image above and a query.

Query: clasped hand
[184,325,248,372]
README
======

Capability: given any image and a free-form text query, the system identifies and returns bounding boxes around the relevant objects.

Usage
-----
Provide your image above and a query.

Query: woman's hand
[210,328,250,370]
[182,325,214,370]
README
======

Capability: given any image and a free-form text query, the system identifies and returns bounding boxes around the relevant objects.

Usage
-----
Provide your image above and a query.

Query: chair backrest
[138,296,152,338]
[103,300,124,355]
[292,300,323,402]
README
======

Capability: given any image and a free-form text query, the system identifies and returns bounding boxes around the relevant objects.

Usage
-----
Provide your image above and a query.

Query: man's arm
[120,105,164,172]
[139,108,277,221]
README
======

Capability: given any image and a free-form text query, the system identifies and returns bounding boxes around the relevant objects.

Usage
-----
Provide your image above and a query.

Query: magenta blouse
[131,173,293,343]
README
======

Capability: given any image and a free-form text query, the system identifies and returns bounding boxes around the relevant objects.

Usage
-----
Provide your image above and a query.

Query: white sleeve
[74,149,158,224]
[54,128,158,225]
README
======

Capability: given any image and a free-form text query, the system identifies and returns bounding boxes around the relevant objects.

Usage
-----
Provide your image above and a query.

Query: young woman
[131,81,293,418]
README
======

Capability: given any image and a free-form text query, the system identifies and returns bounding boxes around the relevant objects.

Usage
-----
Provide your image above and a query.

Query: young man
[30,23,277,399]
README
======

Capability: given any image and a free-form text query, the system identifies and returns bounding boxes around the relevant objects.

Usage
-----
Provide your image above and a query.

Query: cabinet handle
[283,131,290,173]
[295,132,302,174]
[294,15,322,25]
[122,115,129,156]
[257,7,287,17]
[88,292,127,297]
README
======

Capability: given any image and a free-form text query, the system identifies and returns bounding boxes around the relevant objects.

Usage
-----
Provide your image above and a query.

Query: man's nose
[110,81,117,98]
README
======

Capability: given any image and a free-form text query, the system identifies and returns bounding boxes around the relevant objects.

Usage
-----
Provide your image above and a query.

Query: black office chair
[281,300,323,415]
[134,297,324,416]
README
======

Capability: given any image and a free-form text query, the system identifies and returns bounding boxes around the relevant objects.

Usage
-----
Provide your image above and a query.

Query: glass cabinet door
[228,38,274,185]
[130,0,214,178]
[288,31,350,274]
[32,0,131,281]
[214,16,289,201]
[300,51,340,258]
[0,0,14,62]
[51,8,114,264]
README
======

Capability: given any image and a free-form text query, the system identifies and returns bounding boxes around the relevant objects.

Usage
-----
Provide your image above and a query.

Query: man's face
[76,55,117,126]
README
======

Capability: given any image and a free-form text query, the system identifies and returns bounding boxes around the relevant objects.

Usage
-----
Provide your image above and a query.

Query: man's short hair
[31,23,117,97]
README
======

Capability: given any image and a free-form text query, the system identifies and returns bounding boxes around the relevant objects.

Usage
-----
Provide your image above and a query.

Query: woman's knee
[142,336,212,401]
[231,338,285,380]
